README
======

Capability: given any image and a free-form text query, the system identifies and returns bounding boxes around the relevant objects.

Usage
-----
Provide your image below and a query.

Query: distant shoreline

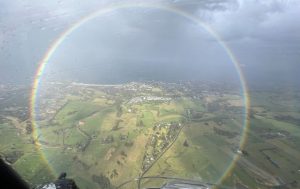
[71,82,123,87]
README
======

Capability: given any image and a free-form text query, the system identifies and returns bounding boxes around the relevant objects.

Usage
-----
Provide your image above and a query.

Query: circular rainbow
[30,2,250,186]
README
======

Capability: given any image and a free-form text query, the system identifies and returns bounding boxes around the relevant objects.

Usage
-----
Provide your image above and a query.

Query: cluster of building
[128,96,171,104]
[142,122,182,171]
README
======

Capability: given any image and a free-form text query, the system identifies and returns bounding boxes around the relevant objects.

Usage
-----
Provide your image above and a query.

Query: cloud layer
[0,0,299,87]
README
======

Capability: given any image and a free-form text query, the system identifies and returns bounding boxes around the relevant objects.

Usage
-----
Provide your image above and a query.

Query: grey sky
[0,0,299,87]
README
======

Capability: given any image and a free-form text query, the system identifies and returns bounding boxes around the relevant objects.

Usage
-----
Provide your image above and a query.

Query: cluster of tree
[92,174,113,189]
[25,120,32,134]
[183,140,189,147]
[102,135,114,144]
[136,120,144,127]
[120,151,127,157]
[274,115,300,125]
[110,169,119,179]
[213,127,238,139]
[112,120,123,131]
[125,140,134,147]
[116,105,122,117]
[206,101,220,112]
[190,110,203,119]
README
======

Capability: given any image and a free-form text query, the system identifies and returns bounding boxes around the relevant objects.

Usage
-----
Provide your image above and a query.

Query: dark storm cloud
[209,0,300,41]
[204,0,300,87]
[169,0,238,12]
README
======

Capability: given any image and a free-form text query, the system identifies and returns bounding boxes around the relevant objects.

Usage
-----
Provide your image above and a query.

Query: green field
[1,83,300,188]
